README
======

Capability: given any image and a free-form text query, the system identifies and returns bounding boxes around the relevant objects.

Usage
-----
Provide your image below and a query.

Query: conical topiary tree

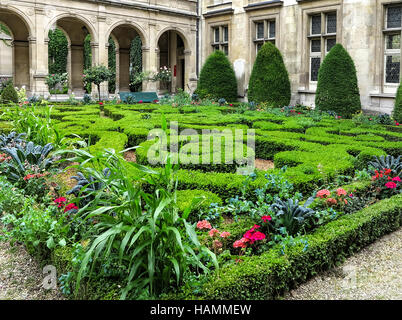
[196,50,237,102]
[393,83,402,123]
[248,42,291,107]
[315,44,361,118]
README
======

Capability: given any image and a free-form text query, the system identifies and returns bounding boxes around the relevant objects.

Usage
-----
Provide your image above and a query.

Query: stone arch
[107,21,147,92]
[105,20,147,48]
[156,27,192,93]
[45,13,97,43]
[0,6,33,91]
[46,14,97,94]
[155,26,191,51]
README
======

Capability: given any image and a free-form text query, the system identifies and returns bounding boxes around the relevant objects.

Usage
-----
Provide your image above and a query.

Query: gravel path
[0,238,65,300]
[285,227,402,300]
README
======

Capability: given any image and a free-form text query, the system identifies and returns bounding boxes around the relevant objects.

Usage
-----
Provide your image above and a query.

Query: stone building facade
[1,0,402,114]
[201,0,402,114]
[0,0,199,98]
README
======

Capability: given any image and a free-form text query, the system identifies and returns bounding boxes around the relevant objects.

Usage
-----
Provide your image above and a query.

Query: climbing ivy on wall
[48,28,68,75]
[108,37,116,94]
[129,36,143,92]
[84,34,92,93]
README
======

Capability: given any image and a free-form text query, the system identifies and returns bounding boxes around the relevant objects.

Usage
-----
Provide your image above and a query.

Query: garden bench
[119,92,159,103]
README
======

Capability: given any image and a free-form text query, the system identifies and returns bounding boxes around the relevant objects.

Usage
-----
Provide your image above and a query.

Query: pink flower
[243,226,266,244]
[220,231,231,238]
[233,238,249,249]
[261,215,272,222]
[208,228,219,237]
[196,220,212,230]
[212,240,223,249]
[326,198,337,205]
[385,182,397,189]
[317,189,331,199]
[336,188,347,197]
[392,176,401,182]
[139,100,143,104]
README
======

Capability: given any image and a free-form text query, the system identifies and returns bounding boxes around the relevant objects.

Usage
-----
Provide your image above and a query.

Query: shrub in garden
[1,83,18,103]
[83,65,113,101]
[393,82,402,123]
[195,50,237,102]
[248,42,291,107]
[315,44,361,118]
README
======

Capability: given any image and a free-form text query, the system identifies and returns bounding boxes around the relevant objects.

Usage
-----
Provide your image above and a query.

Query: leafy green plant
[5,105,67,149]
[269,197,315,236]
[0,131,26,148]
[1,201,70,259]
[248,42,291,107]
[48,28,68,75]
[129,36,143,92]
[56,147,218,299]
[368,155,402,175]
[66,168,111,206]
[46,73,68,92]
[0,141,54,183]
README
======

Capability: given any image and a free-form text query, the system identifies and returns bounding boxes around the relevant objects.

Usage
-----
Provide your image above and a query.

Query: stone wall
[201,0,402,114]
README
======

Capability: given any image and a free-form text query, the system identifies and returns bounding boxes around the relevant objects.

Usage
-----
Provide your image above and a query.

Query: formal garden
[0,41,401,300]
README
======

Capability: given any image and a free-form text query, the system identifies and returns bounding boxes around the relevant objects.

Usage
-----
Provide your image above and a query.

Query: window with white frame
[212,25,229,55]
[254,19,276,55]
[384,5,402,85]
[308,12,337,82]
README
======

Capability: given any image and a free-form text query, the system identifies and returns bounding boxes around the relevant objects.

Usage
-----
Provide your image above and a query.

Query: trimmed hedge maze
[2,103,400,203]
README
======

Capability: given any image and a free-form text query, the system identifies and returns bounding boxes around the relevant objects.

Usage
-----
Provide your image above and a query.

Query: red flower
[54,197,67,208]
[261,215,272,222]
[64,203,78,212]
[220,231,231,238]
[139,100,143,104]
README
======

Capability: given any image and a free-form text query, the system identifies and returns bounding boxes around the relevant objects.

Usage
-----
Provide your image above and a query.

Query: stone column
[32,8,49,97]
[185,27,198,93]
[169,31,177,93]
[93,15,109,100]
[143,22,158,92]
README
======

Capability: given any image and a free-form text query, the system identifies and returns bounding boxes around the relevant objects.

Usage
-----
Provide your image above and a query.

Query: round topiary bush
[1,83,18,103]
[393,83,402,123]
[196,50,237,102]
[315,44,361,118]
[248,42,291,107]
